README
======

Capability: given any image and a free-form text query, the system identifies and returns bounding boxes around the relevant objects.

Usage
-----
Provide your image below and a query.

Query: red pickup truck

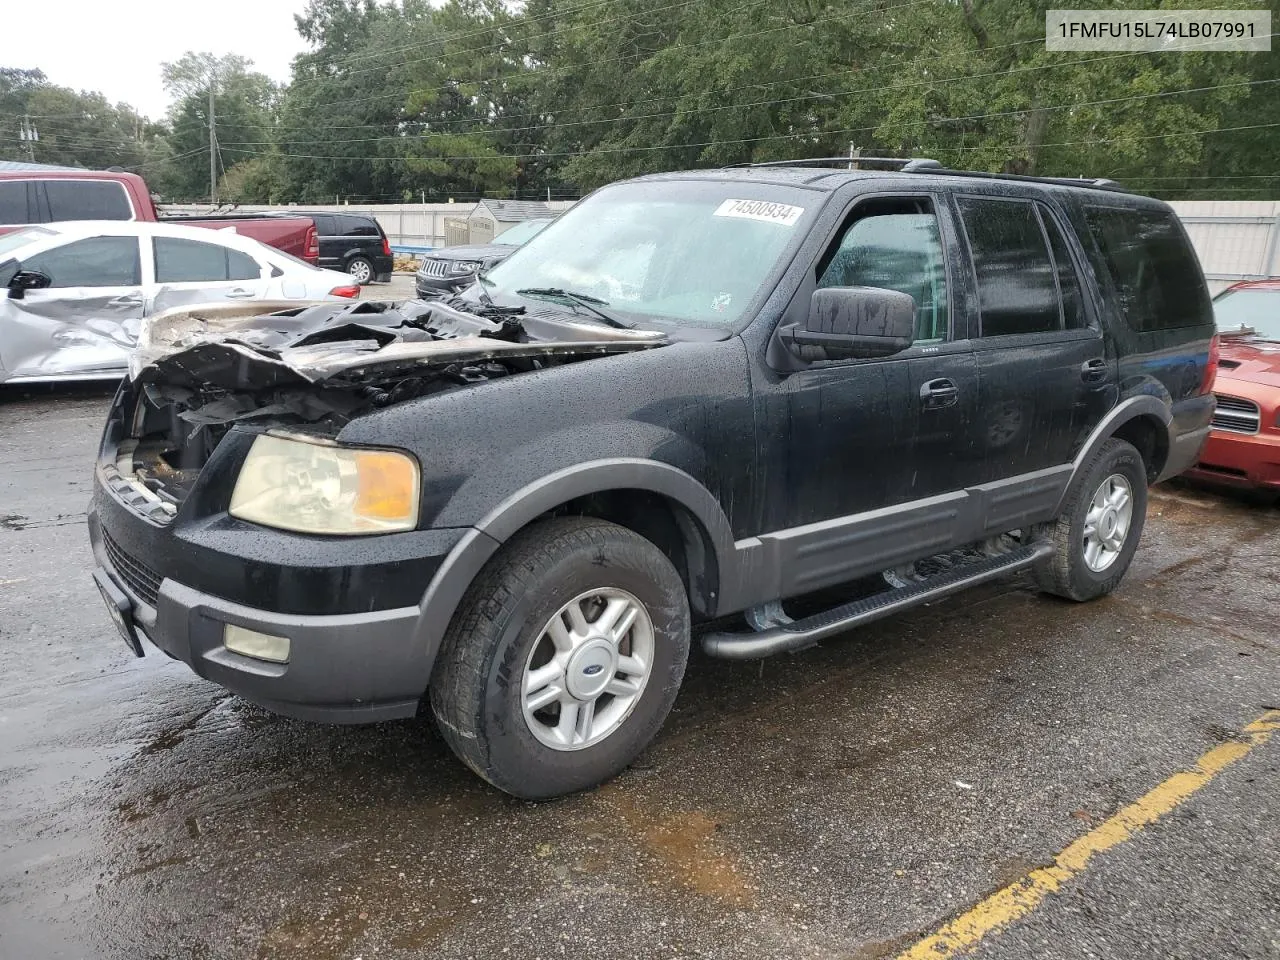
[0,170,319,263]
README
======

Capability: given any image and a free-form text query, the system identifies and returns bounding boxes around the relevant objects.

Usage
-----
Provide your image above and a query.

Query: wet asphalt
[1,378,1277,960]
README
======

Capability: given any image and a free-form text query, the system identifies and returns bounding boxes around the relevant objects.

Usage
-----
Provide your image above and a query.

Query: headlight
[448,260,481,275]
[229,434,419,535]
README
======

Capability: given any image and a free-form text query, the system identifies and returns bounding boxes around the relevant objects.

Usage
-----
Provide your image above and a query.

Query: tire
[1033,438,1148,602]
[429,517,690,799]
[346,256,374,285]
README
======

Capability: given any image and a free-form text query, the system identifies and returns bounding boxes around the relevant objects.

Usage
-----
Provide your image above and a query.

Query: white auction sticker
[713,198,805,226]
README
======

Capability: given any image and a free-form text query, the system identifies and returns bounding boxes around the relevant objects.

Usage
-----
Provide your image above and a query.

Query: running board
[702,541,1055,660]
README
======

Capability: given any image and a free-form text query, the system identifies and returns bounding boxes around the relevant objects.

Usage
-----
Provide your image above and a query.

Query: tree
[0,67,160,171]
[160,52,278,200]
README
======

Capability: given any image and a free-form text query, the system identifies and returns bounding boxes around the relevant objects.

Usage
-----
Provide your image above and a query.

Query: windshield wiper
[515,287,630,329]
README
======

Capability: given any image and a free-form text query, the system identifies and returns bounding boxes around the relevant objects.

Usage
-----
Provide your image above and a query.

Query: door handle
[1080,358,1109,383]
[107,295,143,308]
[919,378,959,410]
[226,288,256,299]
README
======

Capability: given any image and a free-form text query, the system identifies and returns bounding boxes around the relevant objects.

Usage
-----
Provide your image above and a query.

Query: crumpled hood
[1217,336,1280,388]
[131,298,666,389]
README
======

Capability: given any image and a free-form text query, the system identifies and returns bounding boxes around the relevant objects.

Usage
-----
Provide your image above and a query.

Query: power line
[217,76,1279,163]
[222,58,1276,151]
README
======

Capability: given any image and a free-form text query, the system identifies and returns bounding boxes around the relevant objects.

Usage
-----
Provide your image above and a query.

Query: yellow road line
[898,710,1280,960]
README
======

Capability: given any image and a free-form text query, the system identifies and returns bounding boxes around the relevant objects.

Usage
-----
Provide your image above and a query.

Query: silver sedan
[0,221,360,384]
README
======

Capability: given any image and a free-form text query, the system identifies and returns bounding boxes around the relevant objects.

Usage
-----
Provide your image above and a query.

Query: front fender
[404,456,738,693]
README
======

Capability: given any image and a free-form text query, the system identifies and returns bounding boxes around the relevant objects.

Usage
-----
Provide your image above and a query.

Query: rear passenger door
[955,194,1115,489]
[148,235,269,312]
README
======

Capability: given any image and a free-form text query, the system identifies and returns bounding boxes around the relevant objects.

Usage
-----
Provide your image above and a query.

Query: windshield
[496,218,551,246]
[482,180,816,326]
[1213,287,1280,340]
[0,226,55,259]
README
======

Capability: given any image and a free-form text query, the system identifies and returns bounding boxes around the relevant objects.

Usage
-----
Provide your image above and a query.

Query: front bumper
[90,508,426,722]
[1184,428,1280,490]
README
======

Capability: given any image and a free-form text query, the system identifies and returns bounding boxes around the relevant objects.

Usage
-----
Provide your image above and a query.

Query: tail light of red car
[1200,333,1220,394]
[304,224,320,263]
[329,285,360,299]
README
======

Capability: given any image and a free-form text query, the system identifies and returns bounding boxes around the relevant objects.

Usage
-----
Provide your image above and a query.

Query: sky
[13,0,312,120]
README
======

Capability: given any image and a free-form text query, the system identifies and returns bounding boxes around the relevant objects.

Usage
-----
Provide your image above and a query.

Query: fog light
[223,624,290,663]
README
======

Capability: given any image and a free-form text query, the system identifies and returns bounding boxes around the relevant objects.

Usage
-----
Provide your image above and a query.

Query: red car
[0,170,319,263]
[1185,279,1280,492]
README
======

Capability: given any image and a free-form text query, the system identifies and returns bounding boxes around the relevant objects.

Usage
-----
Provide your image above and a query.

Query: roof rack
[734,156,944,172]
[729,156,1127,192]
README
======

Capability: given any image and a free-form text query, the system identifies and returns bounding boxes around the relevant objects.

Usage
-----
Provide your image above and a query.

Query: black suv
[89,160,1216,799]
[302,212,394,284]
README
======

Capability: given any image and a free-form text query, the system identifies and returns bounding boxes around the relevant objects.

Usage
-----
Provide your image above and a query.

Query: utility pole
[19,116,39,162]
[208,80,218,204]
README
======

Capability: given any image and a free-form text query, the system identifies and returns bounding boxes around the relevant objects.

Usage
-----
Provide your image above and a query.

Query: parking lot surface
[1,385,1277,960]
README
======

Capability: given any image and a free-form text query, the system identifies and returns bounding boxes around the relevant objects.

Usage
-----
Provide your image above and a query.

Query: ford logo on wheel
[582,664,604,676]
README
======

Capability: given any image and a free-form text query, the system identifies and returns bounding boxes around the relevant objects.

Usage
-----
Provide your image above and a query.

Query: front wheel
[346,256,374,285]
[429,517,690,799]
[1034,438,1148,601]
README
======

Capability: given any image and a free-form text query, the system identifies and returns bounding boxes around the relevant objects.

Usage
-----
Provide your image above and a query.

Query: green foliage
[160,52,278,200]
[3,0,1277,201]
[0,67,163,172]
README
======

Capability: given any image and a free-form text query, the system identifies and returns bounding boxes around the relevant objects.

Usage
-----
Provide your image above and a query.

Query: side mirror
[780,286,916,361]
[8,270,52,300]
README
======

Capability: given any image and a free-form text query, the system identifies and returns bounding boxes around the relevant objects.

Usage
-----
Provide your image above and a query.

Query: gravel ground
[0,384,1276,960]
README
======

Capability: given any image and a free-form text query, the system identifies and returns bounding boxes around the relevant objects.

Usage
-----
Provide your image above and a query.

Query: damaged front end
[106,298,666,518]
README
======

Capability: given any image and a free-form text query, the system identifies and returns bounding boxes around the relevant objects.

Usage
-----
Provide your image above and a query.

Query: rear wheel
[1034,438,1148,601]
[346,256,374,285]
[429,517,690,799]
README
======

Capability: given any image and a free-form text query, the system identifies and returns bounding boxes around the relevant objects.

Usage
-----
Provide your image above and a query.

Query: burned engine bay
[115,298,667,509]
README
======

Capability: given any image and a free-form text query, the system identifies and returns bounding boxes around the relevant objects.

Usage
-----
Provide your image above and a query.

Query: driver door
[0,234,144,380]
[751,194,981,596]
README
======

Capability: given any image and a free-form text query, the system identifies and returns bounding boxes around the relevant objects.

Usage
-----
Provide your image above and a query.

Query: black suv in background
[302,212,394,284]
[90,159,1217,800]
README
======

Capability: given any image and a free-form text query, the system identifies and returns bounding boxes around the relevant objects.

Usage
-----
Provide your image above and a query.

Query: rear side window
[958,197,1060,337]
[24,236,141,287]
[340,216,380,237]
[155,237,261,282]
[311,215,335,235]
[0,182,30,224]
[1082,205,1210,332]
[44,180,133,221]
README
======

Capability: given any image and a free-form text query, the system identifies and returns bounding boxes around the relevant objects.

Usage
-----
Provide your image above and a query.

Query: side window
[1081,205,1211,332]
[155,237,255,282]
[227,248,262,281]
[312,215,335,235]
[342,216,379,237]
[1040,206,1088,330]
[24,236,141,287]
[44,180,133,221]
[958,197,1060,337]
[817,198,949,342]
[0,182,31,224]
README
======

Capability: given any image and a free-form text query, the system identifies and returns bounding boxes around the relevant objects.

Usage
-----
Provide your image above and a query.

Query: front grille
[1210,394,1261,435]
[103,529,162,607]
[419,258,450,278]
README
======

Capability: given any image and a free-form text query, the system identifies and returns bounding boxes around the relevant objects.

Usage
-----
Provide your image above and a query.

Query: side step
[702,541,1055,660]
